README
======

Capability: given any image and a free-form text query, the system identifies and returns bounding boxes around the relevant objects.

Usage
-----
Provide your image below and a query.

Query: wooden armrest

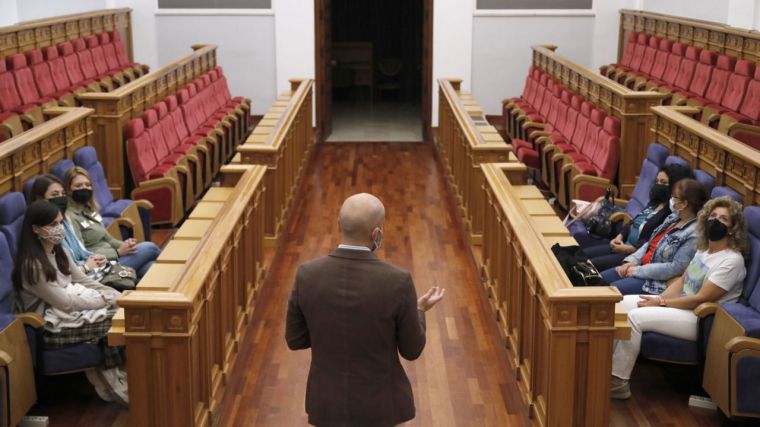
[112,217,135,229]
[522,121,545,131]
[727,122,760,140]
[16,312,45,328]
[725,336,760,353]
[694,302,720,318]
[609,212,632,224]
[134,199,154,210]
[0,350,12,366]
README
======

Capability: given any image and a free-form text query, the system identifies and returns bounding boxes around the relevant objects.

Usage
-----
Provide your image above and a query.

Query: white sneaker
[101,367,129,406]
[84,368,114,402]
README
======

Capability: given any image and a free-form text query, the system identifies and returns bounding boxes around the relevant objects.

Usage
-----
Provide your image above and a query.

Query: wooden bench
[111,164,267,427]
[237,78,315,245]
[481,162,624,427]
[436,78,513,244]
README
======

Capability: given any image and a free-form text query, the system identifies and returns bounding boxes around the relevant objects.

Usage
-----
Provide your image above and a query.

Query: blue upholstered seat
[711,186,743,202]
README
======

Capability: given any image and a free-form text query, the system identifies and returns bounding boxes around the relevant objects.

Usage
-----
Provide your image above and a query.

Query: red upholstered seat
[573,161,598,176]
[43,46,76,93]
[99,32,124,73]
[657,42,687,89]
[86,34,121,85]
[683,49,716,98]
[673,46,701,92]
[25,49,72,103]
[73,38,98,81]
[718,60,755,113]
[591,116,621,180]
[126,119,160,183]
[601,32,638,75]
[6,53,55,106]
[0,59,41,120]
[142,109,183,166]
[627,34,652,75]
[736,67,760,123]
[58,41,96,89]
[649,38,674,81]
[111,31,146,75]
[692,55,737,106]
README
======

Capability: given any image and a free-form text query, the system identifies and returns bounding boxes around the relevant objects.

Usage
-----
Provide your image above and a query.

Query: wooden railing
[652,106,760,205]
[78,44,218,199]
[436,78,512,243]
[532,45,666,199]
[618,9,760,64]
[0,107,93,194]
[237,78,315,244]
[112,164,267,427]
[481,162,623,427]
[0,8,134,59]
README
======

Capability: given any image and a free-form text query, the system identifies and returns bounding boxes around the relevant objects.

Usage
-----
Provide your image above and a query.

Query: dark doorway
[315,0,432,142]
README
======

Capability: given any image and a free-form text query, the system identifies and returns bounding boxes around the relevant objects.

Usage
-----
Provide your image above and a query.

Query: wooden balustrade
[237,78,314,244]
[78,44,218,199]
[0,8,134,59]
[480,162,623,427]
[652,106,760,205]
[111,164,267,427]
[618,9,760,64]
[531,45,666,200]
[435,78,512,243]
[0,107,93,194]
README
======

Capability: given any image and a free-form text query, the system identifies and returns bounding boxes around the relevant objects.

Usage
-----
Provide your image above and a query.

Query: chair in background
[376,58,402,101]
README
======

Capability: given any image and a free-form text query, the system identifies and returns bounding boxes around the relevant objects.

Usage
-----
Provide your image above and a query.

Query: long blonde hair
[695,196,749,255]
[63,166,99,211]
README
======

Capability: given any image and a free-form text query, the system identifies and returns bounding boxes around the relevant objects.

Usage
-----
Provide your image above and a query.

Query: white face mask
[372,229,383,252]
[669,197,679,214]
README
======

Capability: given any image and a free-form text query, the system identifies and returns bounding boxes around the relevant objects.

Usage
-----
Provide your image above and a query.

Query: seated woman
[583,163,693,271]
[64,167,160,278]
[573,163,694,249]
[611,196,748,399]
[600,178,708,295]
[12,200,128,405]
[26,174,108,275]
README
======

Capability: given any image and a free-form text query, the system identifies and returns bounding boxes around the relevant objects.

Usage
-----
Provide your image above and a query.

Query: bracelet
[658,296,667,307]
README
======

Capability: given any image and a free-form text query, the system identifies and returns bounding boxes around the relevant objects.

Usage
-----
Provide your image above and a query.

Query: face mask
[71,188,93,204]
[372,229,383,252]
[706,218,729,242]
[649,184,669,204]
[669,197,680,214]
[38,223,65,245]
[49,196,68,215]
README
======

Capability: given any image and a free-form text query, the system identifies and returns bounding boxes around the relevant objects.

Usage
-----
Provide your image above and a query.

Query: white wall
[155,13,277,115]
[15,0,107,21]
[0,0,19,26]
[640,0,729,23]
[432,0,474,126]
[471,14,594,116]
[273,0,314,95]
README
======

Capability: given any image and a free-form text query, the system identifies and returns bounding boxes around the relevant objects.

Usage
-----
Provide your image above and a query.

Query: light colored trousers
[612,294,698,380]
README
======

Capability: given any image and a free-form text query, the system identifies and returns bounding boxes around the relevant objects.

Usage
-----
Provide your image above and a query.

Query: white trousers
[611,294,698,380]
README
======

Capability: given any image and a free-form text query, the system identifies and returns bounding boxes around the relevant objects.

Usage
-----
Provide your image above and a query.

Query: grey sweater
[16,251,121,316]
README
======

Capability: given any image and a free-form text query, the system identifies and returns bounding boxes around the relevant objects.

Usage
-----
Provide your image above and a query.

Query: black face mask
[649,183,669,205]
[71,188,93,204]
[49,196,68,214]
[706,218,729,242]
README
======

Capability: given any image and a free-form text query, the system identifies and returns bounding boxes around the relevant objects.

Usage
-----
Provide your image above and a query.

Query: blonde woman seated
[611,196,748,399]
[64,167,160,279]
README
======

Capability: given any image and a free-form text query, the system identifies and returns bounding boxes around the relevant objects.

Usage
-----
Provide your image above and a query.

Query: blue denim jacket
[623,213,697,294]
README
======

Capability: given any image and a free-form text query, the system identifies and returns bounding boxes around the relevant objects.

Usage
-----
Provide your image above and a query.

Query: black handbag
[583,188,624,239]
[550,244,602,286]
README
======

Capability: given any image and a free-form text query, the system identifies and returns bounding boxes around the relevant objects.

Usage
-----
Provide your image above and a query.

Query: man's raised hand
[417,286,445,312]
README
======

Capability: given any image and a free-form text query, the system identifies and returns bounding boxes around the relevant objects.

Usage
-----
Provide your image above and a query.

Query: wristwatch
[658,296,667,307]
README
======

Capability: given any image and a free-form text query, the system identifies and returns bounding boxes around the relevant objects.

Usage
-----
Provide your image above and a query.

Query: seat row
[0,31,147,142]
[600,32,760,149]
[126,67,251,226]
[502,67,621,207]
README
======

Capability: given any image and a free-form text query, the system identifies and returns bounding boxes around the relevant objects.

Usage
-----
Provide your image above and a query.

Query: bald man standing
[286,193,445,427]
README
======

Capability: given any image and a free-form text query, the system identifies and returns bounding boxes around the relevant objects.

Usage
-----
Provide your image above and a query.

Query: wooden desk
[108,308,125,346]
[174,219,213,241]
[523,199,556,217]
[615,303,632,340]
[156,239,200,264]
[543,235,579,248]
[0,318,36,427]
[188,201,224,220]
[531,216,570,237]
[513,185,545,200]
[202,187,234,202]
[137,263,187,291]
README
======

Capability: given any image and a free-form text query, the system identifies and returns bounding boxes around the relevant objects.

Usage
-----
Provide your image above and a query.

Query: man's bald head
[338,193,385,244]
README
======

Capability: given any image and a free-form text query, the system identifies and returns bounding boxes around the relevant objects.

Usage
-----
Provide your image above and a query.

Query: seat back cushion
[689,50,716,97]
[721,60,755,112]
[628,143,669,217]
[650,39,674,80]
[694,169,715,195]
[73,147,114,208]
[0,233,13,315]
[744,206,760,306]
[738,67,760,121]
[0,192,27,258]
[50,159,75,181]
[705,55,738,104]
[8,54,41,104]
[43,46,72,92]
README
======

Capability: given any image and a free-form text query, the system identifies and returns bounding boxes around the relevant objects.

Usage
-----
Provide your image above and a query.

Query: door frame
[314,0,433,143]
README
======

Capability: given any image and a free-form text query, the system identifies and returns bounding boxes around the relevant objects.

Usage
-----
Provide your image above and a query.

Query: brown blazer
[286,248,426,427]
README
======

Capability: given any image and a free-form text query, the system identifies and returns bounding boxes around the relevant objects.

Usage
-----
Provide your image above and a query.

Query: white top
[337,244,371,252]
[682,249,746,304]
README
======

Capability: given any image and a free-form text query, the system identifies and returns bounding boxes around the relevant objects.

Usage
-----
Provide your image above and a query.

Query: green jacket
[66,202,121,260]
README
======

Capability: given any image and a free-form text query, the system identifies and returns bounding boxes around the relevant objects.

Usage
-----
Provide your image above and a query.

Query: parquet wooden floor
[31,142,725,427]
[215,142,529,426]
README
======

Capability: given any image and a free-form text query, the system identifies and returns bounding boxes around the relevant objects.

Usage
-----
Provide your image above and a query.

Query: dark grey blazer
[286,248,426,427]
